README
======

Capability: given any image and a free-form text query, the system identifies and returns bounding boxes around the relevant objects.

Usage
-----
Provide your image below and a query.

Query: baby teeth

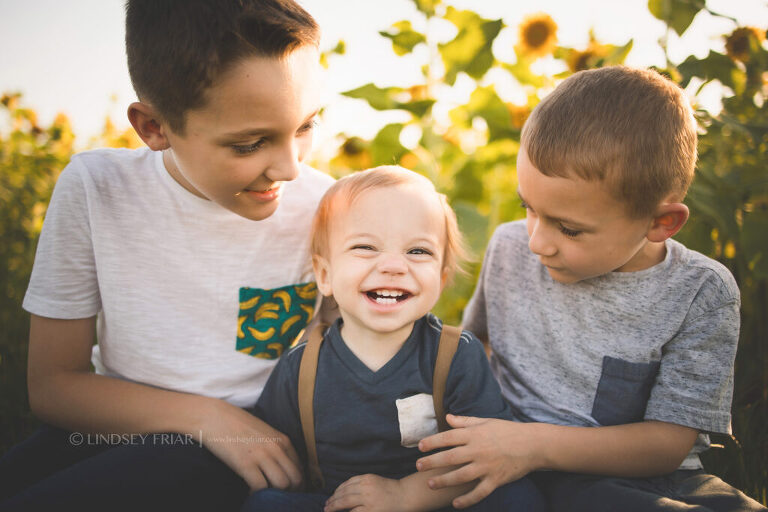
[375,297,398,305]
[375,290,403,297]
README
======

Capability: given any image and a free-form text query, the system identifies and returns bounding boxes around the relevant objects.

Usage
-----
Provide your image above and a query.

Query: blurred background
[1,0,766,504]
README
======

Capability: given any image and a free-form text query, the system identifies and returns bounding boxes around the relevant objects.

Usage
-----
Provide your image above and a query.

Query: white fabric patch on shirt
[396,393,438,448]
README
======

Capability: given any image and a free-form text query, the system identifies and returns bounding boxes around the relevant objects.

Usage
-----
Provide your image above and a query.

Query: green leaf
[601,40,634,66]
[502,58,547,88]
[647,0,705,36]
[379,21,427,56]
[370,123,408,166]
[465,86,515,142]
[439,7,503,85]
[677,51,743,91]
[342,83,435,117]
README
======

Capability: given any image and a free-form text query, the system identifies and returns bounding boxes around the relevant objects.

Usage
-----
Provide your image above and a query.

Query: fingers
[427,463,481,489]
[418,427,468,453]
[416,444,472,472]
[451,479,497,509]
[267,433,302,490]
[254,453,292,490]
[324,479,362,512]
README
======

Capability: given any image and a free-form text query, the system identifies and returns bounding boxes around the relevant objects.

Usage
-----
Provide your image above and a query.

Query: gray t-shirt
[253,314,512,494]
[464,220,740,470]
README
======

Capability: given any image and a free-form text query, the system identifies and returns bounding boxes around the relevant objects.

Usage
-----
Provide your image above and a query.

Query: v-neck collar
[326,318,422,385]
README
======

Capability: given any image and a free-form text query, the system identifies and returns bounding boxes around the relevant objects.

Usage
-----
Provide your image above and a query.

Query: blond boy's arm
[27,314,303,491]
[416,415,697,508]
[324,466,473,512]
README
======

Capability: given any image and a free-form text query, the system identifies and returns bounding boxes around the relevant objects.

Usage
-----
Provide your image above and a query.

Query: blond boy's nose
[378,253,408,274]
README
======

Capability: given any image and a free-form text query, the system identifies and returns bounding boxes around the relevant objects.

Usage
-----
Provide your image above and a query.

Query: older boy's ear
[312,255,333,297]
[127,102,170,151]
[646,202,689,242]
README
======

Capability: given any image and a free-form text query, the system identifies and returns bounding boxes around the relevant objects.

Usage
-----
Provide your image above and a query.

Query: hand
[197,399,303,492]
[324,474,404,512]
[416,414,542,508]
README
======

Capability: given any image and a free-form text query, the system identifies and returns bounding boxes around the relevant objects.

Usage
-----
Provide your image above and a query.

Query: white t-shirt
[23,147,334,407]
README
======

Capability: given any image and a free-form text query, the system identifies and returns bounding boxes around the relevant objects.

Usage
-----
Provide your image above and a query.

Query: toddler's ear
[312,255,333,297]
[646,202,689,242]
[127,102,170,151]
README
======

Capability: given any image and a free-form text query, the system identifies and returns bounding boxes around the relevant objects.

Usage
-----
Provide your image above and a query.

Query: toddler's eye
[351,244,375,251]
[232,139,266,155]
[559,225,582,238]
[408,247,434,256]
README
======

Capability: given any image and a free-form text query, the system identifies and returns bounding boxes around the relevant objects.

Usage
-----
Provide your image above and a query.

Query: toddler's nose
[378,253,408,275]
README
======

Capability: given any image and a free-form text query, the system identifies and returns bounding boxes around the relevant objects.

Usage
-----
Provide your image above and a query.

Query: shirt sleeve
[23,158,101,318]
[443,330,514,421]
[644,276,740,434]
[252,346,307,462]
[462,239,492,343]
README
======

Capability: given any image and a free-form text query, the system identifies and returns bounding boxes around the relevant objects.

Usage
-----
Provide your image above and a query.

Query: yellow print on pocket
[236,282,317,359]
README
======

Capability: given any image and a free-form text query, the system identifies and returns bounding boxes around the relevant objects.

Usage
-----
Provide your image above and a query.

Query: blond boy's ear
[127,102,171,151]
[646,202,690,243]
[312,255,333,297]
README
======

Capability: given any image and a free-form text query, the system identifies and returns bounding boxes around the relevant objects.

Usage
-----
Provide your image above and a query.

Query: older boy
[244,167,546,511]
[0,1,333,510]
[416,66,766,511]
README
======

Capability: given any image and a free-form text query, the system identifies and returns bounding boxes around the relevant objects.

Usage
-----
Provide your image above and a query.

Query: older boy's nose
[528,221,557,257]
[266,141,301,182]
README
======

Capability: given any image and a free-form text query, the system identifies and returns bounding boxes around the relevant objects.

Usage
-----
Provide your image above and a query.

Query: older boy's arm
[416,415,697,508]
[27,314,303,491]
[325,466,472,512]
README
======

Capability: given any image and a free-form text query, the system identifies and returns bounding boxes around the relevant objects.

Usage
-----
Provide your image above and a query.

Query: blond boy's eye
[408,247,433,256]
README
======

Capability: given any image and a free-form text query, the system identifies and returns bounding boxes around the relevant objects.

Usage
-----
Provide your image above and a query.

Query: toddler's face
[517,148,659,283]
[161,46,322,221]
[315,184,446,343]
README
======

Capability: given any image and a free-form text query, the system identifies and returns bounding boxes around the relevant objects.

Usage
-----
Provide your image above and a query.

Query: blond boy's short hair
[521,66,698,218]
[311,166,466,283]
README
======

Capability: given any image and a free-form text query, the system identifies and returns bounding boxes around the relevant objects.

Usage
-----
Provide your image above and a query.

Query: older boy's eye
[559,225,582,238]
[297,118,319,135]
[232,139,266,155]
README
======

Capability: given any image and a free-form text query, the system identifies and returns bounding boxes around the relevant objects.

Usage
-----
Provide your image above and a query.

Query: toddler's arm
[27,314,303,491]
[416,414,697,508]
[325,466,471,512]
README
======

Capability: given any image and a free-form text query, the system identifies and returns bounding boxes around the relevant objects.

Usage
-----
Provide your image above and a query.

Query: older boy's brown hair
[521,66,697,218]
[125,0,320,134]
[311,166,467,284]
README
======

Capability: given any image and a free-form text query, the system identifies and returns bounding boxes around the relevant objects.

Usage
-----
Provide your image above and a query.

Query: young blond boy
[416,66,766,511]
[246,167,546,511]
[0,1,333,510]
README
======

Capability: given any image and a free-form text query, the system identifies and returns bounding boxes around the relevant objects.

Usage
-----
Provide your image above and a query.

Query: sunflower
[516,13,558,59]
[507,103,531,129]
[725,27,766,63]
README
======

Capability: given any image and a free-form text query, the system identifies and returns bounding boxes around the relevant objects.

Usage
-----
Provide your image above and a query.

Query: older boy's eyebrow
[218,109,321,141]
[517,188,595,231]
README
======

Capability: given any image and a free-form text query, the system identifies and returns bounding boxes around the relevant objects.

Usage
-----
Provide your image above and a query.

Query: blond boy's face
[517,147,661,284]
[314,184,446,343]
[161,46,322,221]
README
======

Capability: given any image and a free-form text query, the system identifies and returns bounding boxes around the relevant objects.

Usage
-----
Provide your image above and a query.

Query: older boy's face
[314,185,446,344]
[517,148,661,284]
[161,46,322,221]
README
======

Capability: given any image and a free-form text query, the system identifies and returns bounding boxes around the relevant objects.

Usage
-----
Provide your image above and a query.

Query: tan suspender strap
[298,323,327,491]
[433,324,461,433]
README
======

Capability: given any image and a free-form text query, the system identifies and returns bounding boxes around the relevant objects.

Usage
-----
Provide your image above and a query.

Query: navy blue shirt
[253,314,512,494]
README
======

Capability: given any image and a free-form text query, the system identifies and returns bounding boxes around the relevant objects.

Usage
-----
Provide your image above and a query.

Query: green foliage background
[1,0,765,504]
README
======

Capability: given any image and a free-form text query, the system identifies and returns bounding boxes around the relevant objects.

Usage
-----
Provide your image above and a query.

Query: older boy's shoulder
[667,238,740,306]
[287,164,334,195]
